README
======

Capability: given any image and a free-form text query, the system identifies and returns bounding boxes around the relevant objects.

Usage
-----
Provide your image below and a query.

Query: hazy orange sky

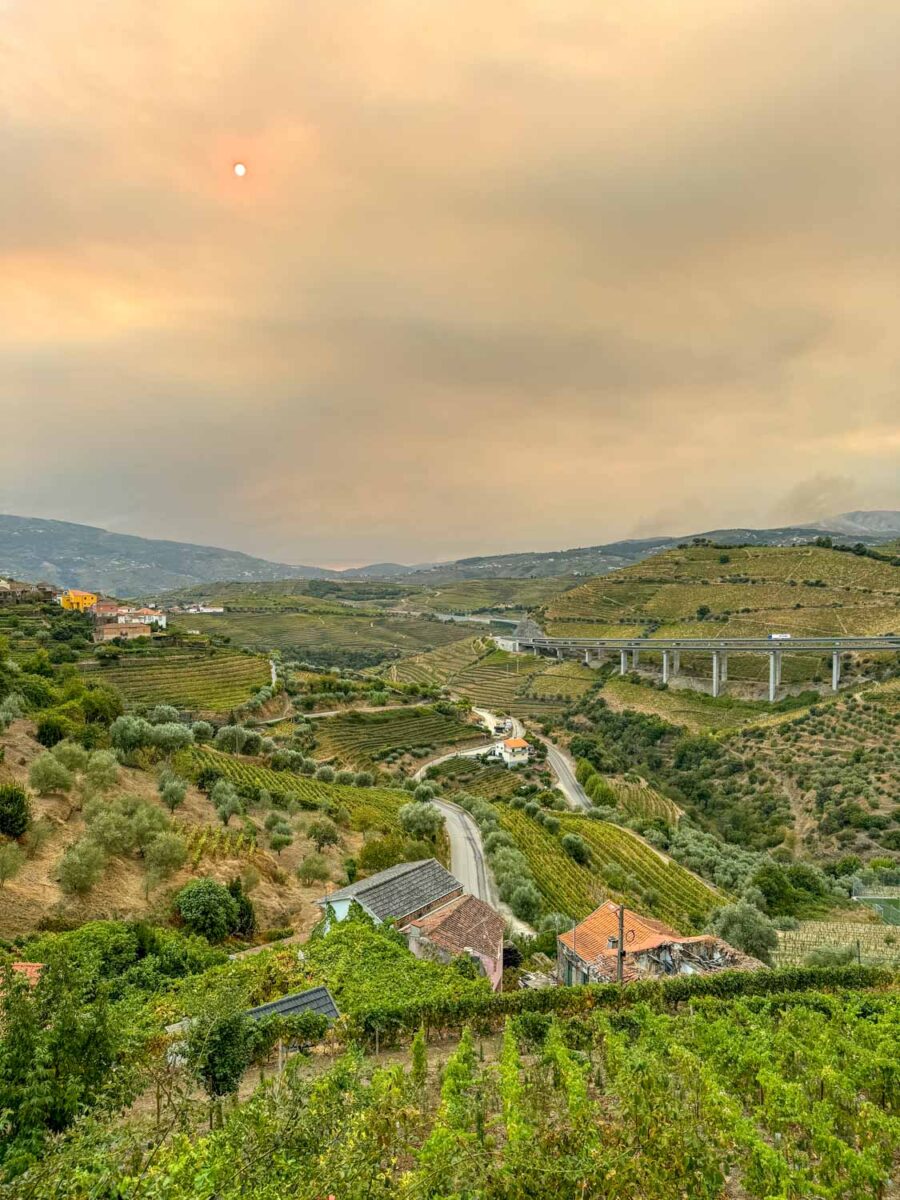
[2,1,898,566]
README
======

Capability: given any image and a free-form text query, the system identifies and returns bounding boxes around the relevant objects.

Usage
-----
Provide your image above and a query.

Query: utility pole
[616,903,625,984]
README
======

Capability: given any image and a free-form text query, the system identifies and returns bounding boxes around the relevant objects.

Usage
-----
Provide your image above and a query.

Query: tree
[297,852,330,886]
[307,819,340,852]
[51,742,89,772]
[174,879,239,942]
[109,714,153,753]
[35,714,72,748]
[147,704,181,725]
[211,780,242,827]
[314,765,335,783]
[191,720,215,743]
[0,784,31,838]
[0,842,25,888]
[28,754,73,797]
[58,839,107,895]
[510,882,542,923]
[398,801,444,842]
[561,833,591,865]
[144,831,188,883]
[83,750,119,792]
[149,722,194,753]
[158,771,188,813]
[227,877,256,938]
[269,828,293,855]
[707,902,778,965]
[185,1002,253,1106]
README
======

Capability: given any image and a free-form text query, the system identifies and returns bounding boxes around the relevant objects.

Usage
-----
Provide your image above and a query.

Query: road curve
[432,798,533,935]
[539,739,592,811]
[432,798,496,905]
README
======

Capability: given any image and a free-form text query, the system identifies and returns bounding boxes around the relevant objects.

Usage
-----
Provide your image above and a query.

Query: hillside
[0,514,337,593]
[543,542,900,687]
[5,511,900,594]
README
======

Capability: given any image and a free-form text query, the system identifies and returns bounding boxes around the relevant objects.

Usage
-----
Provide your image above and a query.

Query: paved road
[432,798,496,903]
[539,739,592,811]
[411,742,494,781]
[432,798,533,934]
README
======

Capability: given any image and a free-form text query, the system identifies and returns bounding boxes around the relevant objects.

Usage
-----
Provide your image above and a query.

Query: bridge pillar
[662,650,669,684]
[631,648,640,668]
[775,651,782,685]
[712,651,721,698]
[620,650,628,675]
[768,651,777,702]
[583,650,590,666]
[556,648,564,661]
[672,651,680,675]
[720,653,728,683]
[832,650,841,691]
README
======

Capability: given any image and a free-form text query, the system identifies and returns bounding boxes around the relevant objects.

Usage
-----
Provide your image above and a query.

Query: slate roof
[404,894,505,960]
[318,858,461,922]
[244,986,339,1022]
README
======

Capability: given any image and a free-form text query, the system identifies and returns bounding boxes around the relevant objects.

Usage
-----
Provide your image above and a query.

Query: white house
[499,737,530,766]
[117,607,166,629]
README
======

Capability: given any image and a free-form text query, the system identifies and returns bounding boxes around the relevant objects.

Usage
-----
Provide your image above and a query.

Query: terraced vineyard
[80,649,269,712]
[774,921,900,966]
[0,610,49,662]
[381,637,491,686]
[524,660,598,699]
[395,576,576,615]
[559,813,723,924]
[542,544,900,688]
[607,777,682,825]
[311,705,479,767]
[497,806,722,928]
[425,756,525,800]
[191,747,408,831]
[186,611,474,668]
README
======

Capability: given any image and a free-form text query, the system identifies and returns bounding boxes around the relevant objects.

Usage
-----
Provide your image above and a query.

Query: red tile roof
[11,962,42,986]
[558,901,683,963]
[503,737,529,749]
[404,894,505,960]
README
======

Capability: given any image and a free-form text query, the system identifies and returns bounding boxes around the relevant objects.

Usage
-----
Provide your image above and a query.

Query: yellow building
[60,589,98,613]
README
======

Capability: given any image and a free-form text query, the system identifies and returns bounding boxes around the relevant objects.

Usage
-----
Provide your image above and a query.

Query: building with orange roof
[499,736,530,766]
[557,901,763,986]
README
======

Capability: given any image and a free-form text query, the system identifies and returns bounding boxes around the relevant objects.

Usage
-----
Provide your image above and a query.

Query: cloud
[1,0,898,564]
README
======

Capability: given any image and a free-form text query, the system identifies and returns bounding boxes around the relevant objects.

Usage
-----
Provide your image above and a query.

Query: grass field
[497,805,722,928]
[191,746,408,831]
[186,611,476,668]
[80,649,270,712]
[311,705,480,767]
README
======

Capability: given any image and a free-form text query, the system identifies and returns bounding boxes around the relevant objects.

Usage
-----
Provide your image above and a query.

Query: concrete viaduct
[510,635,900,702]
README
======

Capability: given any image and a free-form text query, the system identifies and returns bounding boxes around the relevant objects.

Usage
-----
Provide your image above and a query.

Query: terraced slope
[80,649,269,712]
[543,543,900,687]
[186,610,475,669]
[191,747,408,831]
[497,806,722,929]
[311,705,480,767]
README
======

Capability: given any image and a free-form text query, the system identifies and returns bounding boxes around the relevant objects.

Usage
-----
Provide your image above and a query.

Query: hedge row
[344,964,896,1043]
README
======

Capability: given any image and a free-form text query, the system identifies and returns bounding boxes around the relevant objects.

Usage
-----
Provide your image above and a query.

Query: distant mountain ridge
[1,511,898,594]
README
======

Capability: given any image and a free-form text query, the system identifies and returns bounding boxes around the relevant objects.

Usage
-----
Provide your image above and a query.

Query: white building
[499,737,530,766]
[117,607,166,629]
